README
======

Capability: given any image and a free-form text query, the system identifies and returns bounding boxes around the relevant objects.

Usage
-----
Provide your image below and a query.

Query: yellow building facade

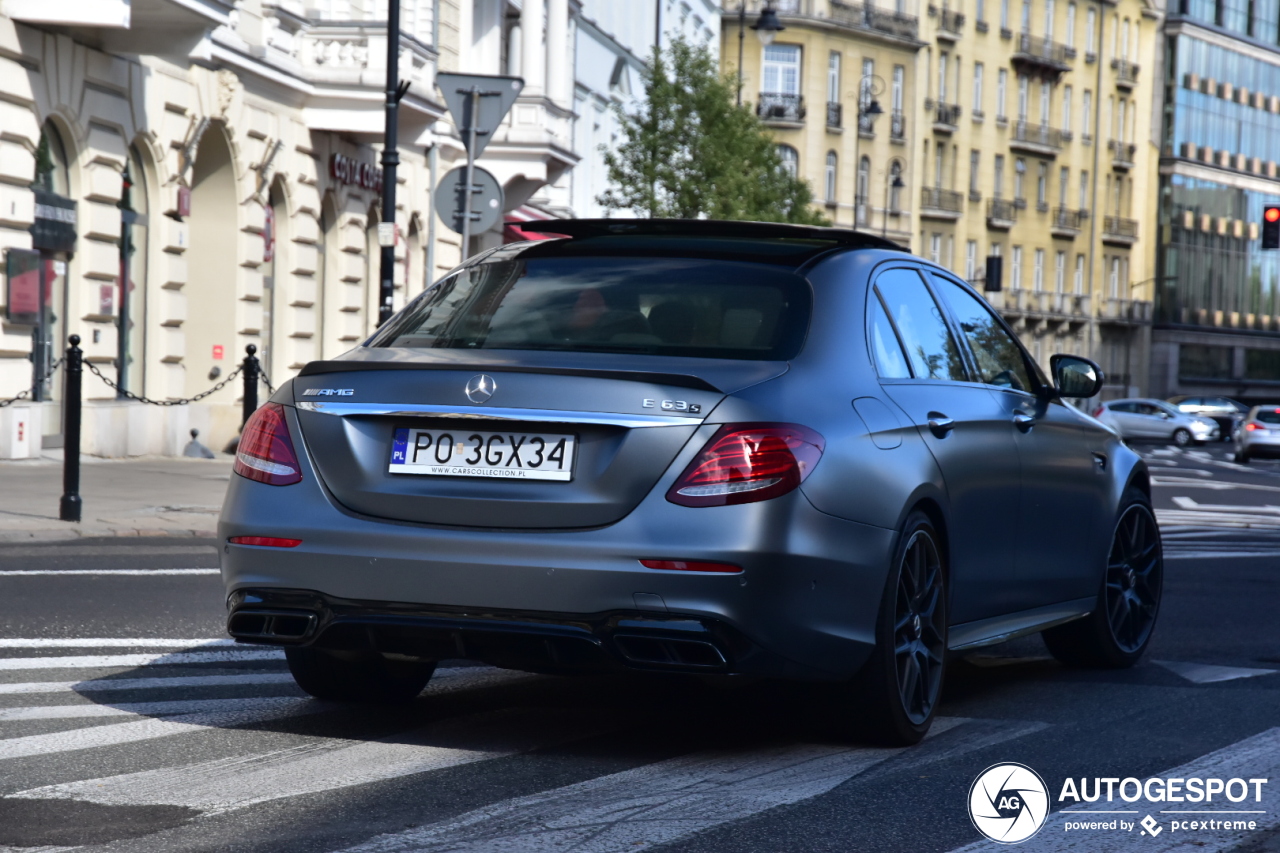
[723,0,1162,395]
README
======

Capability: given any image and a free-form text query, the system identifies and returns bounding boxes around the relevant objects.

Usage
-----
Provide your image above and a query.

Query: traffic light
[1264,206,1280,250]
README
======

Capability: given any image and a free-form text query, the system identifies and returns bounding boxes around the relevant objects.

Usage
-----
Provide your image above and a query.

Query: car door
[1106,402,1140,437]
[871,265,1022,624]
[930,274,1107,609]
[1132,403,1169,437]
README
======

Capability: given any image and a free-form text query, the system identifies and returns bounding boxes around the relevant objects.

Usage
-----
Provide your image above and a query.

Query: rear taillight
[229,536,302,548]
[639,559,742,573]
[234,403,302,486]
[1247,422,1260,431]
[666,423,824,508]
[1092,407,1104,417]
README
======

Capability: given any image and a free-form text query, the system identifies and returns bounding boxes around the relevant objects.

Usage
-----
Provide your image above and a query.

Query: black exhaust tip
[613,634,728,670]
[228,609,317,643]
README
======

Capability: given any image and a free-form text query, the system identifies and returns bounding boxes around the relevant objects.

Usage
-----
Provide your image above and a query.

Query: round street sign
[434,166,504,235]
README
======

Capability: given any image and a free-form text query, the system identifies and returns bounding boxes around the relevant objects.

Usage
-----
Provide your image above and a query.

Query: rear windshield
[368,256,811,360]
[1256,410,1280,424]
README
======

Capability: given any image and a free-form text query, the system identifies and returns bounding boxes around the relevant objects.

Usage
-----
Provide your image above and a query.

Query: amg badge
[302,388,354,396]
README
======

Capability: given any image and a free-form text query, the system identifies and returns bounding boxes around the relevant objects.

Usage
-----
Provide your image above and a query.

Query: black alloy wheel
[1104,503,1163,654]
[893,529,947,725]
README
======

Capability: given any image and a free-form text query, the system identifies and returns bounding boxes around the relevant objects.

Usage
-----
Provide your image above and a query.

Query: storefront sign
[99,284,115,316]
[4,248,41,324]
[213,345,224,360]
[176,186,191,219]
[30,189,76,253]
[330,153,383,193]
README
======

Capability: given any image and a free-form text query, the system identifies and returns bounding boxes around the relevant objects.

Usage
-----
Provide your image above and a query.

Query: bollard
[59,335,82,523]
[242,344,260,427]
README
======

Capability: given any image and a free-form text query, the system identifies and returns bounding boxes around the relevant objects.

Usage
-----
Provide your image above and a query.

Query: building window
[1014,158,1026,201]
[1037,162,1048,205]
[1109,256,1120,298]
[1001,0,1010,29]
[1021,0,1032,31]
[889,161,903,211]
[1180,345,1232,379]
[825,151,838,202]
[1079,170,1088,209]
[973,63,984,112]
[1017,75,1029,119]
[1011,246,1023,288]
[1074,253,1085,293]
[777,144,799,177]
[977,0,987,22]
[996,69,1008,120]
[1066,2,1076,46]
[994,154,1005,198]
[857,156,870,225]
[934,147,945,188]
[991,242,1003,257]
[1062,86,1072,131]
[1055,250,1066,292]
[1059,166,1069,202]
[938,52,949,101]
[931,233,942,264]
[827,51,841,105]
[1034,248,1045,290]
[1082,90,1092,137]
[1086,7,1097,53]
[1040,81,1051,125]
[966,240,978,281]
[892,65,905,112]
[762,44,801,94]
[1045,0,1056,37]
[970,150,981,193]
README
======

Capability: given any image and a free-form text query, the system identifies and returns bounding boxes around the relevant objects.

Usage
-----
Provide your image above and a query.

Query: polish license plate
[389,428,575,481]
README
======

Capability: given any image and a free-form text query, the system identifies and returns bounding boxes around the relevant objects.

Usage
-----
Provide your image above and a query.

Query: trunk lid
[292,349,786,529]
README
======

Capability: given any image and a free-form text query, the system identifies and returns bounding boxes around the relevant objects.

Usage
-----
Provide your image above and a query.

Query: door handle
[1013,413,1035,431]
[927,415,955,438]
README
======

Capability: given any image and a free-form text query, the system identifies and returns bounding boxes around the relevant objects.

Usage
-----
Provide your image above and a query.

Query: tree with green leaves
[597,37,829,225]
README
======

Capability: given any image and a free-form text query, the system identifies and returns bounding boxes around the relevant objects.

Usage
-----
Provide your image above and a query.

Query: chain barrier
[83,361,245,406]
[259,369,274,396]
[0,357,65,409]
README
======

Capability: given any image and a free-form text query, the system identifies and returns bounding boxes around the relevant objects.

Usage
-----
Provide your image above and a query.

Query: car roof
[519,218,906,251]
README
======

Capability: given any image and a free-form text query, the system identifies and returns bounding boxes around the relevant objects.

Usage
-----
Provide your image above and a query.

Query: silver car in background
[1093,398,1219,446]
[1168,396,1248,442]
[1233,405,1280,462]
[220,220,1160,746]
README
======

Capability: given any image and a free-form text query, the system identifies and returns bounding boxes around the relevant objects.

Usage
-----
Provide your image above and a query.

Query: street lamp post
[737,1,786,107]
[884,169,905,238]
[851,74,883,229]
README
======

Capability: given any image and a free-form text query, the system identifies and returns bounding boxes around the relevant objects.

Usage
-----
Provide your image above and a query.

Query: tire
[854,511,948,745]
[1172,428,1192,447]
[1236,450,1250,464]
[285,645,435,703]
[1043,487,1162,668]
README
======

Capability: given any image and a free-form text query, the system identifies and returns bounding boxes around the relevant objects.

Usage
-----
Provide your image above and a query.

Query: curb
[0,527,217,545]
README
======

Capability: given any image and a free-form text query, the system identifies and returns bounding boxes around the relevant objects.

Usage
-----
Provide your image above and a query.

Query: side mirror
[1049,354,1104,399]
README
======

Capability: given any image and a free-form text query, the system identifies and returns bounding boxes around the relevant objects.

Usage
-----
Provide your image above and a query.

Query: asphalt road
[0,444,1278,853]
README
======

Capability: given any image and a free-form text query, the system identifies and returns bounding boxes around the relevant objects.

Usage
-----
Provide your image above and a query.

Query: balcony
[1050,206,1085,237]
[1102,215,1139,246]
[1112,59,1139,91]
[758,93,805,126]
[858,112,877,136]
[933,6,966,40]
[1099,297,1153,324]
[1109,139,1136,171]
[1009,120,1064,156]
[927,100,962,133]
[987,198,1017,229]
[994,289,1092,324]
[1011,32,1072,77]
[826,101,843,129]
[830,1,921,40]
[890,110,907,141]
[921,187,965,220]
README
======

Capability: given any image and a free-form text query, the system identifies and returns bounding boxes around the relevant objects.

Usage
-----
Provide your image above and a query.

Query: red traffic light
[1267,207,1280,223]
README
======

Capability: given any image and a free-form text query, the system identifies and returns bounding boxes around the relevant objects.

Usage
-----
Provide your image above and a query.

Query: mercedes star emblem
[465,374,496,404]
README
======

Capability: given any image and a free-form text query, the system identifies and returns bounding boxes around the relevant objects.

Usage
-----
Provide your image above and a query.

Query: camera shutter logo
[969,763,1050,844]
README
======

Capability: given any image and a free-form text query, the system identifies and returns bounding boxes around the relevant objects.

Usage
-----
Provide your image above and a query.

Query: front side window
[933,275,1033,391]
[874,268,967,381]
[371,253,812,361]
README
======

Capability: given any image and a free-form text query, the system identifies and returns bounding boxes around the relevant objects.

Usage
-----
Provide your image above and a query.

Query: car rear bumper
[219,457,897,681]
[1241,433,1280,454]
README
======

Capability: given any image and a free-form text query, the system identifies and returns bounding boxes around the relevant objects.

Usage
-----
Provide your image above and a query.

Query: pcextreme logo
[969,763,1051,844]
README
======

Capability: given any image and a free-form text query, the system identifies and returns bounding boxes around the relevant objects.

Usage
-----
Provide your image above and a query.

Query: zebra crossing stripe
[946,727,1280,852]
[0,673,296,695]
[0,639,237,648]
[0,696,302,721]
[0,568,219,576]
[330,717,1052,853]
[11,705,612,816]
[0,650,284,670]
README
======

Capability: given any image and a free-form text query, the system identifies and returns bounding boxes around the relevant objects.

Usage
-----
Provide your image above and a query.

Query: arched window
[32,122,70,195]
[856,156,870,226]
[776,145,799,177]
[889,161,904,212]
[824,151,838,203]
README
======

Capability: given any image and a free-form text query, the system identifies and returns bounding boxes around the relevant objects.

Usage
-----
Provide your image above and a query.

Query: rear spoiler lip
[296,359,724,393]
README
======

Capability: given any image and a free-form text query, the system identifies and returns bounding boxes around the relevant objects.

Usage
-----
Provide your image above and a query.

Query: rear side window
[868,295,911,378]
[1257,410,1280,425]
[931,276,1034,393]
[874,268,967,381]
[368,256,811,361]
[1109,403,1133,413]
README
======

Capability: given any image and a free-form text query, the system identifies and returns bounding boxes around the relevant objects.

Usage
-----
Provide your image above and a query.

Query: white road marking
[12,707,604,816]
[0,639,237,648]
[0,650,284,671]
[334,717,1053,853]
[0,673,296,695]
[0,696,300,721]
[1155,660,1277,683]
[1151,477,1280,493]
[946,727,1280,852]
[1164,551,1280,560]
[0,568,218,577]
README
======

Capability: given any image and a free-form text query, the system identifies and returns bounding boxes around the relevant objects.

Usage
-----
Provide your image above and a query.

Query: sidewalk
[0,453,231,542]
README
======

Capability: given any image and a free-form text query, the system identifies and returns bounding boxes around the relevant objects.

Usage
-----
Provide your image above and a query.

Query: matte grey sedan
[220,220,1161,745]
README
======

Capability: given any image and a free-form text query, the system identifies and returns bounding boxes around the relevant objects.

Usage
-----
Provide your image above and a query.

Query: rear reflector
[229,536,302,548]
[233,403,302,486]
[640,559,742,574]
[666,423,824,507]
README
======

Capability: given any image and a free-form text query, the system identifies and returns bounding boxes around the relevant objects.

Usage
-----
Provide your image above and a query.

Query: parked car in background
[1233,405,1280,462]
[1168,396,1248,441]
[1093,399,1219,446]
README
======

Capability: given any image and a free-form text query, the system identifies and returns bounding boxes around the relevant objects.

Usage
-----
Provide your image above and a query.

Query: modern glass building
[1152,0,1280,399]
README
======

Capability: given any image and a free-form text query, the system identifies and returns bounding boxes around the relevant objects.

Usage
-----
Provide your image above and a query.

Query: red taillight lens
[666,423,824,508]
[640,559,742,573]
[1092,407,1105,417]
[1247,422,1260,431]
[233,403,302,486]
[229,536,302,548]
